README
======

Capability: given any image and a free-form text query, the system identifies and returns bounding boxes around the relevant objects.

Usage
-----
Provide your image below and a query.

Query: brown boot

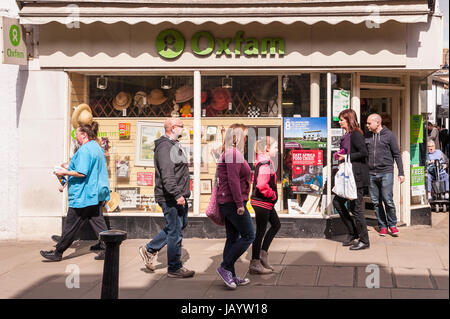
[249,259,272,274]
[260,250,274,271]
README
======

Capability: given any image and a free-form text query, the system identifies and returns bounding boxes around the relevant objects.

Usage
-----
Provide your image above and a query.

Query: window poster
[291,150,324,195]
[283,117,327,149]
[332,89,350,121]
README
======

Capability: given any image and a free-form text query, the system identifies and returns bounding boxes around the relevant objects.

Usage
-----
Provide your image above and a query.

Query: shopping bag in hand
[332,155,357,200]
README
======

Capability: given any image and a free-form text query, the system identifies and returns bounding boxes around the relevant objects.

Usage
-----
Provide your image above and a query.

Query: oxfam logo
[156,29,185,59]
[9,25,21,47]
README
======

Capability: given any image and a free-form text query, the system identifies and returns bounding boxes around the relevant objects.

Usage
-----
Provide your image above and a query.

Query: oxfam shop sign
[1,17,27,65]
[156,29,285,59]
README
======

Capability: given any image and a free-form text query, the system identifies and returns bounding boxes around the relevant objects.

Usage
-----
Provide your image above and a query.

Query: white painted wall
[0,0,19,240]
[1,0,67,240]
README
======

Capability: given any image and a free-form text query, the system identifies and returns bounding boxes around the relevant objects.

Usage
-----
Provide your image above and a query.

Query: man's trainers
[233,276,250,286]
[168,266,195,278]
[379,228,388,236]
[217,267,237,289]
[139,246,157,271]
[390,227,399,237]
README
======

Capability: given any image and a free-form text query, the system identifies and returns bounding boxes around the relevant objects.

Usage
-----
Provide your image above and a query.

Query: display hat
[71,103,93,128]
[104,191,120,213]
[210,87,231,111]
[148,89,168,105]
[112,91,132,111]
[175,86,193,103]
[134,91,148,109]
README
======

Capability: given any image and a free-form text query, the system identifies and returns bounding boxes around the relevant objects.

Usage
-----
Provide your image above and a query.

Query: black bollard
[100,230,127,299]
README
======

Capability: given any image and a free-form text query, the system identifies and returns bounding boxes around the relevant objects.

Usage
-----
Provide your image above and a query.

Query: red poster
[291,150,324,194]
[119,123,131,137]
[137,172,153,186]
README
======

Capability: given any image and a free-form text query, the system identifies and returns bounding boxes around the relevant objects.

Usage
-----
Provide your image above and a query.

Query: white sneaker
[139,246,157,271]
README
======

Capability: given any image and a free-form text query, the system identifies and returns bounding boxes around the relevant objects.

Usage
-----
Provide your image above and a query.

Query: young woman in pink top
[249,136,281,274]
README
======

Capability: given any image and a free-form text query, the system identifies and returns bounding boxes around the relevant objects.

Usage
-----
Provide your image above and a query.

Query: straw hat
[148,89,168,105]
[175,86,193,103]
[71,103,93,128]
[134,91,148,109]
[104,191,120,213]
[112,92,132,111]
[210,87,231,111]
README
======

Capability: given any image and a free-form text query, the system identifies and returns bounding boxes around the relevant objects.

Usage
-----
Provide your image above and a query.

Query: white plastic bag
[332,155,357,200]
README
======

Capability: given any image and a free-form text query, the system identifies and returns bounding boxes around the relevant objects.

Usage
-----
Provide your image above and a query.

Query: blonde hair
[222,123,248,153]
[255,136,277,155]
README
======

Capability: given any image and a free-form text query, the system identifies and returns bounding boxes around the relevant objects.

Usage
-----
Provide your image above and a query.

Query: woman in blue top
[40,121,110,261]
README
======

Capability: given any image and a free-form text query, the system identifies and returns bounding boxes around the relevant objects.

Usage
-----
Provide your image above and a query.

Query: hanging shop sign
[411,166,426,196]
[332,89,350,121]
[1,17,27,65]
[410,144,420,165]
[410,115,423,144]
[156,29,285,59]
[291,150,324,195]
[284,117,327,149]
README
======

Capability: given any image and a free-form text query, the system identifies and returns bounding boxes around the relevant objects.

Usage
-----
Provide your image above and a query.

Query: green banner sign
[410,115,423,144]
[410,143,420,165]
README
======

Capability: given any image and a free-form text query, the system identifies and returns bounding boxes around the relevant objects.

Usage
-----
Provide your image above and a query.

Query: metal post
[100,230,127,299]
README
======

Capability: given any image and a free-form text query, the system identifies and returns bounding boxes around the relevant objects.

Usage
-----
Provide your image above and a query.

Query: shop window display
[201,76,279,117]
[281,74,310,118]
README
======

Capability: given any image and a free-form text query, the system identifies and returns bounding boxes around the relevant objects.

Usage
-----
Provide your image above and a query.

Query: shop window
[281,74,310,117]
[88,76,193,118]
[201,76,278,117]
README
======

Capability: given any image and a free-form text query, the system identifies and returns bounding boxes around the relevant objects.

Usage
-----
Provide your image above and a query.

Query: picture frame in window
[200,179,212,194]
[135,121,165,167]
[115,187,140,210]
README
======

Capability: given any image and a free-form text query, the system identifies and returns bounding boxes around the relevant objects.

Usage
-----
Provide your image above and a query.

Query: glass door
[360,90,401,221]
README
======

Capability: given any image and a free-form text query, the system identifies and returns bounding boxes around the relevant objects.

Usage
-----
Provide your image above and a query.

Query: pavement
[0,213,448,300]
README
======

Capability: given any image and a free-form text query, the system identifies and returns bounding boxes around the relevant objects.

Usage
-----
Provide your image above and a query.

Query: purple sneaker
[233,276,250,286]
[217,267,237,289]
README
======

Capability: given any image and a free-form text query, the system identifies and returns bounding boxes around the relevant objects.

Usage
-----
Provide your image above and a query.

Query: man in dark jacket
[365,114,405,237]
[139,118,194,278]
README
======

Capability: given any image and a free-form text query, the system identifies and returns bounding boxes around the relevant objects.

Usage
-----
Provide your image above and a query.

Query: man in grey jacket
[139,118,194,278]
[365,114,405,237]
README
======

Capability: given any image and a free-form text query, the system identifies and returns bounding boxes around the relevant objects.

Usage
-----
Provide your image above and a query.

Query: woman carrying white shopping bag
[332,109,371,251]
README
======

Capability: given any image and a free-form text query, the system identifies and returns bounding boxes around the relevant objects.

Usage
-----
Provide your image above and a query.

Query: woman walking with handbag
[249,136,280,274]
[333,109,371,250]
[216,124,255,289]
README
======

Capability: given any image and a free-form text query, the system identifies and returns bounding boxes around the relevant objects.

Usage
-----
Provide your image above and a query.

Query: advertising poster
[411,166,426,196]
[331,128,345,151]
[283,117,327,149]
[137,172,154,186]
[410,144,420,165]
[332,89,350,121]
[410,115,423,144]
[291,150,324,194]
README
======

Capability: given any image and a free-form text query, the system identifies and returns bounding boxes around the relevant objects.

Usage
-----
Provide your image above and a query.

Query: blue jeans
[369,173,397,229]
[219,201,255,276]
[145,201,188,272]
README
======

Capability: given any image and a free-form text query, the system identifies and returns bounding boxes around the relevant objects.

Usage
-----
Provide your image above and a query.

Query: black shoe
[40,250,62,261]
[90,241,104,251]
[342,235,358,247]
[94,250,105,260]
[349,242,370,251]
[51,235,61,243]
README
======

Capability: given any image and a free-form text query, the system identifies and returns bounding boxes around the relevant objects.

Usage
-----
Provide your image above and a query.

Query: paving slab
[277,265,318,286]
[390,289,449,299]
[328,287,391,299]
[393,268,434,289]
[387,246,445,269]
[246,265,283,286]
[317,266,354,287]
[430,268,450,290]
[334,243,389,267]
[281,241,337,266]
[356,266,394,288]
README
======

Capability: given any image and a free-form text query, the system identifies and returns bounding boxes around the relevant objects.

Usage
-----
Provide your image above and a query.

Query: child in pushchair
[426,141,449,207]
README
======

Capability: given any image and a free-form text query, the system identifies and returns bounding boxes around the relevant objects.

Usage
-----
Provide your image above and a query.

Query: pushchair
[427,159,449,212]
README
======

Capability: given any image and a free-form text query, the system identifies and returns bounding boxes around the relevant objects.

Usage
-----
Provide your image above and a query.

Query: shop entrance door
[360,90,402,222]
